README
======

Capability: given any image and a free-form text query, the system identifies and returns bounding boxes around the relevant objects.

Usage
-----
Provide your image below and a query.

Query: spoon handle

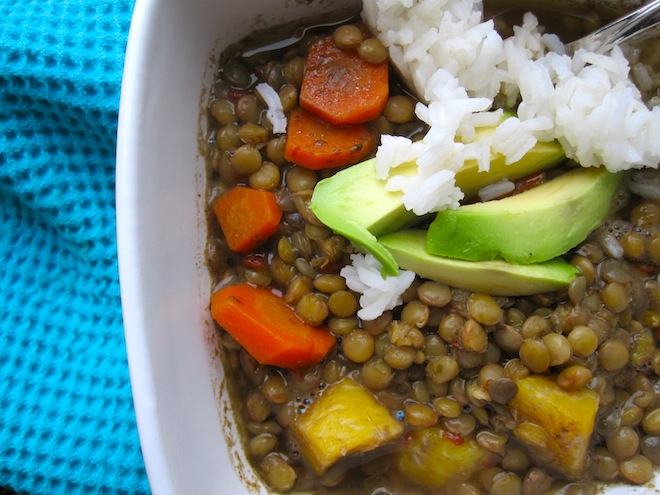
[568,0,660,54]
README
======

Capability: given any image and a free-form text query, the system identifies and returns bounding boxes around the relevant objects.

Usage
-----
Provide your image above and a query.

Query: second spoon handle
[568,0,660,54]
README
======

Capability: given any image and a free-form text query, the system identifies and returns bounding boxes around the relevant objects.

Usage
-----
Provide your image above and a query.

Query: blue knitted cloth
[0,0,150,493]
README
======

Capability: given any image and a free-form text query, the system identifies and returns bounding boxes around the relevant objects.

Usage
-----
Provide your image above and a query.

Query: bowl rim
[116,0,176,492]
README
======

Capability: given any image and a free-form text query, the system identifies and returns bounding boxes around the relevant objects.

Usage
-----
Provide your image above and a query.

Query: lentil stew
[203,4,660,494]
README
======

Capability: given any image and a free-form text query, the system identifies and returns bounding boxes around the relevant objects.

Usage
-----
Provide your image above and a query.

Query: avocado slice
[379,229,578,296]
[310,127,565,275]
[426,167,622,264]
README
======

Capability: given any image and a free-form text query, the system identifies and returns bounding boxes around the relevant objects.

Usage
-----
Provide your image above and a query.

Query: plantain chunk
[509,374,600,479]
[395,426,497,487]
[292,377,404,475]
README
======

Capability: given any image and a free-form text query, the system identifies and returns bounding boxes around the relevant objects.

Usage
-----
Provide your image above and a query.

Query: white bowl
[116,0,657,493]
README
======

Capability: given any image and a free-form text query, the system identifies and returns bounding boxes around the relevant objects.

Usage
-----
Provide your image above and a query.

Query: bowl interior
[117,0,655,493]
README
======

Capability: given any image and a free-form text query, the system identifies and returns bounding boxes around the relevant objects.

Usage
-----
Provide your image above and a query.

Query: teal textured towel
[0,0,150,493]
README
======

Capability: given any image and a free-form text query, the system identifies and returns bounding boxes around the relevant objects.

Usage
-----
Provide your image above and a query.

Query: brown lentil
[404,402,438,427]
[237,122,269,145]
[342,329,375,363]
[641,408,660,434]
[522,467,554,495]
[357,37,388,64]
[248,161,281,191]
[265,135,287,165]
[543,332,572,366]
[591,447,620,481]
[468,293,503,326]
[601,282,630,313]
[476,429,508,454]
[246,390,271,423]
[424,333,447,357]
[235,94,261,123]
[426,354,460,384]
[417,281,452,307]
[619,454,654,484]
[599,338,630,371]
[640,434,660,463]
[328,290,358,318]
[607,425,640,460]
[231,144,262,175]
[488,377,518,404]
[502,447,530,473]
[557,365,592,391]
[519,339,550,374]
[493,324,524,353]
[248,433,279,459]
[312,274,345,293]
[567,325,599,357]
[210,97,236,125]
[383,94,415,124]
[503,358,531,381]
[295,292,329,326]
[438,313,464,343]
[444,413,477,437]
[278,84,298,113]
[520,315,551,339]
[260,453,297,493]
[384,345,416,370]
[286,166,317,192]
[261,373,291,404]
[216,123,242,151]
[333,24,363,50]
[490,471,522,495]
[363,311,392,336]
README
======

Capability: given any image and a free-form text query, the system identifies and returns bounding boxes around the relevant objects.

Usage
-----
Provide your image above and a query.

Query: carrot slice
[299,35,389,125]
[213,186,282,253]
[211,284,336,369]
[284,107,377,170]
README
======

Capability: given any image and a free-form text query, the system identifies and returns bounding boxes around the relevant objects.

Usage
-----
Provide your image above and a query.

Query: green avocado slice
[379,230,579,296]
[310,158,419,277]
[426,167,622,264]
[310,128,565,276]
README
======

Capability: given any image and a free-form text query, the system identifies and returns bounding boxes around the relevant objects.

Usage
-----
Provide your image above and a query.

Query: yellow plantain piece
[509,374,600,480]
[292,377,404,475]
[395,426,497,487]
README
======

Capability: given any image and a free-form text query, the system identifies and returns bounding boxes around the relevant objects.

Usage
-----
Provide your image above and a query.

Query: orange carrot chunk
[299,35,389,125]
[213,186,282,253]
[211,284,336,369]
[284,107,377,170]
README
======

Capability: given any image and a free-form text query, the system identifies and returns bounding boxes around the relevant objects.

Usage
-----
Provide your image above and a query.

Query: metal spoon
[567,0,660,54]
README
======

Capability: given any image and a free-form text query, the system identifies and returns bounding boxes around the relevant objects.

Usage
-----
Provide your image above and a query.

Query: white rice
[341,253,416,320]
[344,0,660,319]
[255,82,287,134]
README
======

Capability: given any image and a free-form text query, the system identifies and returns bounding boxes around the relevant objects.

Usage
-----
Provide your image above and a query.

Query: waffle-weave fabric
[0,0,150,493]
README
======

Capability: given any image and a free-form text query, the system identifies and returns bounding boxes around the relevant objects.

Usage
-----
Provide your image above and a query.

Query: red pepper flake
[497,170,547,200]
[241,253,268,270]
[227,89,250,101]
[637,263,658,275]
[444,431,464,446]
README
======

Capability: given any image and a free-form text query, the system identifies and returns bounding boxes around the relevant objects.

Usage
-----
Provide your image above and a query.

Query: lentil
[357,37,388,64]
[342,329,375,363]
[382,94,415,124]
[333,24,363,49]
[619,454,654,484]
[295,292,329,326]
[519,339,550,374]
